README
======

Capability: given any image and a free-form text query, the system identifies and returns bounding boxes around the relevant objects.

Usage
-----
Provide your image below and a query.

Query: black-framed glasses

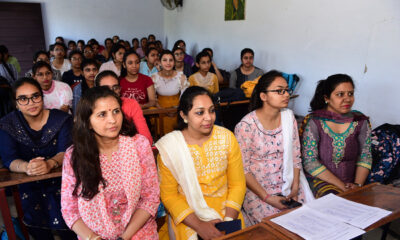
[16,93,43,105]
[264,89,293,95]
[109,84,121,92]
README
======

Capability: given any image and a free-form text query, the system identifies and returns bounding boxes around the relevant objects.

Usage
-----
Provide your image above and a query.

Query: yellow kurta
[158,126,246,240]
[188,72,219,94]
[157,94,180,135]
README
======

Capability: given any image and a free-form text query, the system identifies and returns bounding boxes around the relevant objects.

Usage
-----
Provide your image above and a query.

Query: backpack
[367,124,400,184]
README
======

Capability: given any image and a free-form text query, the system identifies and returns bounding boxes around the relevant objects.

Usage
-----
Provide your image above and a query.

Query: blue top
[139,61,158,77]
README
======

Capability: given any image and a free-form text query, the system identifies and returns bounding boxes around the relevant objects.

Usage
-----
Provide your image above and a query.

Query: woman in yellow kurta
[156,86,246,240]
[188,51,219,94]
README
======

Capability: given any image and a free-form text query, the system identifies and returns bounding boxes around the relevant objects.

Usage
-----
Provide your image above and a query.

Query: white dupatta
[281,108,314,202]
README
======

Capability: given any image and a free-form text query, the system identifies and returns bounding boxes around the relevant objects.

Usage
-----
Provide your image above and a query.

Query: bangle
[354,183,362,187]
[224,217,234,221]
[263,193,271,202]
[48,158,59,169]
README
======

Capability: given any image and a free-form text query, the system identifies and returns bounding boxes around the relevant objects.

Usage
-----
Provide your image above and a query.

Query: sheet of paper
[305,193,392,229]
[271,206,365,240]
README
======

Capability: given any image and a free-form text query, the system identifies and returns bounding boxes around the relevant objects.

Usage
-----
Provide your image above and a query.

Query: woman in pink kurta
[234,71,311,226]
[61,86,159,240]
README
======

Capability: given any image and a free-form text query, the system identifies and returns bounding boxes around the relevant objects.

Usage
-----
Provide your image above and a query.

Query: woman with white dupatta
[156,86,246,240]
[234,71,314,226]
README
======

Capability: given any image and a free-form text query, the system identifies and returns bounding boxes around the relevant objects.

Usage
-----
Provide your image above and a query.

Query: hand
[212,61,217,68]
[195,219,223,240]
[265,195,288,210]
[60,104,70,113]
[287,183,299,201]
[26,157,52,175]
[345,183,360,190]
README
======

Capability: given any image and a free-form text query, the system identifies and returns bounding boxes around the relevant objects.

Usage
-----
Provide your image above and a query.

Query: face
[33,66,53,91]
[174,49,185,62]
[177,42,186,52]
[92,44,99,55]
[113,36,119,43]
[68,43,76,51]
[325,82,354,115]
[181,94,216,136]
[241,52,254,68]
[124,54,140,76]
[35,54,50,64]
[146,50,159,65]
[160,54,174,71]
[70,53,83,69]
[261,77,290,109]
[90,96,123,140]
[55,38,63,43]
[83,47,94,59]
[132,40,139,48]
[124,41,131,50]
[77,42,84,51]
[15,83,43,118]
[197,56,211,73]
[105,40,113,49]
[113,48,126,63]
[148,36,155,42]
[54,45,65,59]
[141,38,147,48]
[98,76,121,97]
[83,64,99,83]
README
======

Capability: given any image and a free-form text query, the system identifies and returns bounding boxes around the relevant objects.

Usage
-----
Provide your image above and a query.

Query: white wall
[5,0,165,47]
[164,0,400,127]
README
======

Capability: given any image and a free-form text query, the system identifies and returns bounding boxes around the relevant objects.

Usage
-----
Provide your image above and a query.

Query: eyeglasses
[84,50,93,54]
[16,93,43,105]
[108,84,121,92]
[264,89,293,95]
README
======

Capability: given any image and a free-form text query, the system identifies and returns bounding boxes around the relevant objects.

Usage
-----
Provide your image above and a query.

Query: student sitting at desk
[235,71,314,226]
[0,77,75,239]
[300,74,372,198]
[61,87,159,240]
[188,51,219,94]
[229,48,264,89]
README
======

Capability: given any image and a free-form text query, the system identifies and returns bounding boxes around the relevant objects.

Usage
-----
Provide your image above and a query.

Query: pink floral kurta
[61,135,159,240]
[234,111,305,226]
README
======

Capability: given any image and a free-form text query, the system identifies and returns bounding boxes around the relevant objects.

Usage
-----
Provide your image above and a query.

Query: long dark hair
[176,86,214,130]
[71,86,137,200]
[309,74,355,112]
[249,70,283,111]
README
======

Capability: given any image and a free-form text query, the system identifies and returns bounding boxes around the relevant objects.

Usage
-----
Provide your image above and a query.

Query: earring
[325,101,328,104]
[184,119,188,123]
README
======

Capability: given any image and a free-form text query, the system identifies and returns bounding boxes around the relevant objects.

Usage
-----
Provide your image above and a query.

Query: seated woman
[229,48,264,89]
[32,61,72,113]
[95,70,153,145]
[151,50,189,134]
[25,50,62,81]
[0,48,18,85]
[192,48,224,84]
[120,50,156,109]
[173,40,194,67]
[156,86,246,240]
[188,51,219,94]
[300,74,372,198]
[51,42,71,76]
[0,77,75,239]
[61,86,159,240]
[139,47,160,77]
[72,59,99,112]
[62,50,84,88]
[98,44,126,77]
[173,46,192,78]
[235,71,314,226]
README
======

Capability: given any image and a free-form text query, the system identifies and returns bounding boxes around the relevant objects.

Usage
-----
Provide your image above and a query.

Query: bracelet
[354,183,362,187]
[263,193,271,202]
[47,158,59,169]
[224,217,234,221]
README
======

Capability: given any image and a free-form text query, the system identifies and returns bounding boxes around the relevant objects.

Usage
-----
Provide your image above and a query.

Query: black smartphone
[198,219,242,240]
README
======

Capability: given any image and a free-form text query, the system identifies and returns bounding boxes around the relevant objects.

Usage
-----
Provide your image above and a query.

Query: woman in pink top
[95,70,153,145]
[61,87,159,240]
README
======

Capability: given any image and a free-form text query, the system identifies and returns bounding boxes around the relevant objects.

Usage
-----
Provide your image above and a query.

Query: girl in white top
[99,44,126,77]
[51,43,71,76]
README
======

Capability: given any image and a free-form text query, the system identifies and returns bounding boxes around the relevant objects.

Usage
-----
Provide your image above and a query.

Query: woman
[0,77,75,239]
[99,44,126,77]
[300,74,372,198]
[139,47,160,77]
[72,59,99,112]
[77,40,85,52]
[61,87,159,240]
[151,50,189,134]
[120,50,156,109]
[156,86,246,240]
[188,51,219,94]
[95,70,153,145]
[25,50,62,81]
[229,48,264,89]
[173,40,194,67]
[131,38,139,52]
[51,42,71,76]
[62,50,84,88]
[235,71,314,226]
[173,47,192,78]
[32,61,73,113]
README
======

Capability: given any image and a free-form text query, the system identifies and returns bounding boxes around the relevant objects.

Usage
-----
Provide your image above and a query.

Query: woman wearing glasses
[172,47,192,78]
[234,71,314,226]
[300,74,372,198]
[0,77,76,239]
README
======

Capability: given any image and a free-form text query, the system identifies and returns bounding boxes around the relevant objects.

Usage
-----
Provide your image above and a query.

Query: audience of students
[229,48,264,89]
[300,74,372,198]
[99,44,126,77]
[61,87,159,240]
[188,51,219,94]
[0,78,75,239]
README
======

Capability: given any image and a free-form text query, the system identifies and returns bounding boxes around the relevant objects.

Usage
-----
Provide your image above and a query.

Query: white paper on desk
[271,206,365,240]
[305,193,392,229]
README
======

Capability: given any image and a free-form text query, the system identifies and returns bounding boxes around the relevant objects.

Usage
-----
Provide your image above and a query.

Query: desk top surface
[0,168,62,188]
[214,223,291,240]
[262,183,400,239]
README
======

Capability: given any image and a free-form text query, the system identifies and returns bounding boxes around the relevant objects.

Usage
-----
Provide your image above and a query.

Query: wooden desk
[262,183,400,239]
[214,223,291,240]
[0,168,62,240]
